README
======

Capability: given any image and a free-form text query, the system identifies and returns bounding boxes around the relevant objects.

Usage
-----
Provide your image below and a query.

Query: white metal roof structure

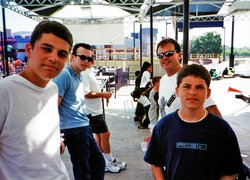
[3,0,250,25]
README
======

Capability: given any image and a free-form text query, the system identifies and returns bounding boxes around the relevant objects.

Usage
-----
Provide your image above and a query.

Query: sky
[1,8,250,48]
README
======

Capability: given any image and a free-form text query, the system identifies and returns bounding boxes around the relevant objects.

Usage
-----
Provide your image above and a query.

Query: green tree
[190,32,222,54]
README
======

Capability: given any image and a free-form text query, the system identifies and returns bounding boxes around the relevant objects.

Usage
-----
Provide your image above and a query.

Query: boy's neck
[178,108,207,123]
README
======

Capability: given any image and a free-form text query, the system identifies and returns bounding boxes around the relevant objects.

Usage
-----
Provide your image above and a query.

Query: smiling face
[157,43,182,76]
[176,75,211,111]
[23,33,70,87]
[70,46,91,74]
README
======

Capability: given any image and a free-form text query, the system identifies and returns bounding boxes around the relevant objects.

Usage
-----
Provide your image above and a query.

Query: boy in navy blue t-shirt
[144,64,243,180]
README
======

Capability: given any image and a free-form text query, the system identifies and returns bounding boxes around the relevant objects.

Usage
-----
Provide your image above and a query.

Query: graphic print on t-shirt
[160,92,176,117]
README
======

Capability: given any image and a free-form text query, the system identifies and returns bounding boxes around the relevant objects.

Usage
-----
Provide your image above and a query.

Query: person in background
[144,64,243,180]
[134,70,141,89]
[134,62,153,122]
[148,76,161,130]
[53,43,105,180]
[131,88,151,129]
[82,50,127,173]
[0,20,73,179]
[139,61,153,94]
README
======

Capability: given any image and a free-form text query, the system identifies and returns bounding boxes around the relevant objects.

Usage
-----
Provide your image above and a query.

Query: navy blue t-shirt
[144,111,243,180]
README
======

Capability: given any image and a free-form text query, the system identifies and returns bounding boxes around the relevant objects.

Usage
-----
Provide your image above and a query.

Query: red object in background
[228,87,242,93]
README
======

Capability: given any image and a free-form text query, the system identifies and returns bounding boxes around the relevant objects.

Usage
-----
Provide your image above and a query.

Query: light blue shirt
[53,65,89,130]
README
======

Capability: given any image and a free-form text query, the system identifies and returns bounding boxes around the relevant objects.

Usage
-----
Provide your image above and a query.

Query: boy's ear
[25,42,32,56]
[175,87,179,97]
[206,88,211,99]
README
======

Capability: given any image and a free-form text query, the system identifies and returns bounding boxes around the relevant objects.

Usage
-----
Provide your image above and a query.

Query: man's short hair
[72,43,92,55]
[156,38,181,53]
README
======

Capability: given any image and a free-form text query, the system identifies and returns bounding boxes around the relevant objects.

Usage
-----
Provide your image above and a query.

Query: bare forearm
[151,165,165,180]
[85,91,112,99]
[220,174,238,180]
[207,105,222,118]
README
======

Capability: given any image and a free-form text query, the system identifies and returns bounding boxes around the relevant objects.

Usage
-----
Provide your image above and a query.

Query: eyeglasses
[157,50,176,59]
[75,54,94,62]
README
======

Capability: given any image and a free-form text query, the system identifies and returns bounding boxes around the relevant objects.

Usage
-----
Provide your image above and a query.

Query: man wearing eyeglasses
[156,38,222,119]
[53,43,105,180]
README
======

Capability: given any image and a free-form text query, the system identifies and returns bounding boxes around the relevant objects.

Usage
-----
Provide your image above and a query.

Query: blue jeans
[61,126,105,180]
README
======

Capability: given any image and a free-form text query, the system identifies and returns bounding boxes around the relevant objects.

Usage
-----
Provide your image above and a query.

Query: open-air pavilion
[1,1,250,179]
[1,1,250,73]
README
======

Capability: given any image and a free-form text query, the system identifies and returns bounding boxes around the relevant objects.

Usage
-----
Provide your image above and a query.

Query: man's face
[25,33,70,87]
[157,43,182,76]
[72,47,92,73]
[176,75,211,111]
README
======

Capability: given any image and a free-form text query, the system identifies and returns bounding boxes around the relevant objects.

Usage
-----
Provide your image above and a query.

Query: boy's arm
[85,91,112,100]
[207,105,222,118]
[141,86,153,96]
[219,174,238,180]
[151,165,165,180]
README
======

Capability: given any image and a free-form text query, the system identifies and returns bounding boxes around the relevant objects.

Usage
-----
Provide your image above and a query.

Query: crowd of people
[0,20,245,180]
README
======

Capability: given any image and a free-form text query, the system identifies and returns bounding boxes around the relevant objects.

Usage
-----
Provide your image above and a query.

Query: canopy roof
[4,0,246,25]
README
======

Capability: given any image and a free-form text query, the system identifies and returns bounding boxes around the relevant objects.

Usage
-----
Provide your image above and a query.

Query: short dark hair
[30,20,73,51]
[131,88,142,99]
[135,71,141,77]
[177,64,211,88]
[72,43,92,55]
[152,76,161,86]
[156,38,181,54]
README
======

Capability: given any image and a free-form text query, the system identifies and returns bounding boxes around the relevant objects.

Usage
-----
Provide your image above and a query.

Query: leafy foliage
[224,46,250,57]
[190,32,222,54]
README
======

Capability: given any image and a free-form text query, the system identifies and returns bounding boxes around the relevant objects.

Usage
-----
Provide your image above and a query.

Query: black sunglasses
[157,50,176,59]
[75,54,94,62]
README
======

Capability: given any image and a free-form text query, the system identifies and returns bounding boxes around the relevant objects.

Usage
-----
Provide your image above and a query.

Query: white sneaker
[112,158,127,170]
[105,161,120,173]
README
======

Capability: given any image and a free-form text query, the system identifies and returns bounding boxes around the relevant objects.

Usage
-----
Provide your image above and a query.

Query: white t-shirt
[82,68,103,116]
[0,75,69,180]
[158,73,216,119]
[140,71,151,88]
[148,88,158,123]
[137,95,150,107]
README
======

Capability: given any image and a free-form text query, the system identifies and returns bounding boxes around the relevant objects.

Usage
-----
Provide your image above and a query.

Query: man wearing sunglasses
[53,43,105,180]
[82,50,127,173]
[156,38,222,119]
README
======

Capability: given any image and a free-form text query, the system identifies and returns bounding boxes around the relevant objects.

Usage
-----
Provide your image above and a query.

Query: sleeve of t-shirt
[82,73,91,96]
[204,95,216,108]
[53,71,70,97]
[144,122,165,167]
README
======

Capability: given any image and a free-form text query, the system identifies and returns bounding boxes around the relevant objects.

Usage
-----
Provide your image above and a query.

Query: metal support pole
[150,5,153,78]
[166,21,168,38]
[175,18,178,41]
[229,16,235,68]
[0,31,5,74]
[182,0,190,65]
[133,21,135,60]
[140,23,142,67]
[1,0,9,76]
[223,27,226,62]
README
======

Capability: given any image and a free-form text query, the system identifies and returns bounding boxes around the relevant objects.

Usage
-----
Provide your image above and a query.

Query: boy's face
[175,75,211,111]
[25,33,70,87]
